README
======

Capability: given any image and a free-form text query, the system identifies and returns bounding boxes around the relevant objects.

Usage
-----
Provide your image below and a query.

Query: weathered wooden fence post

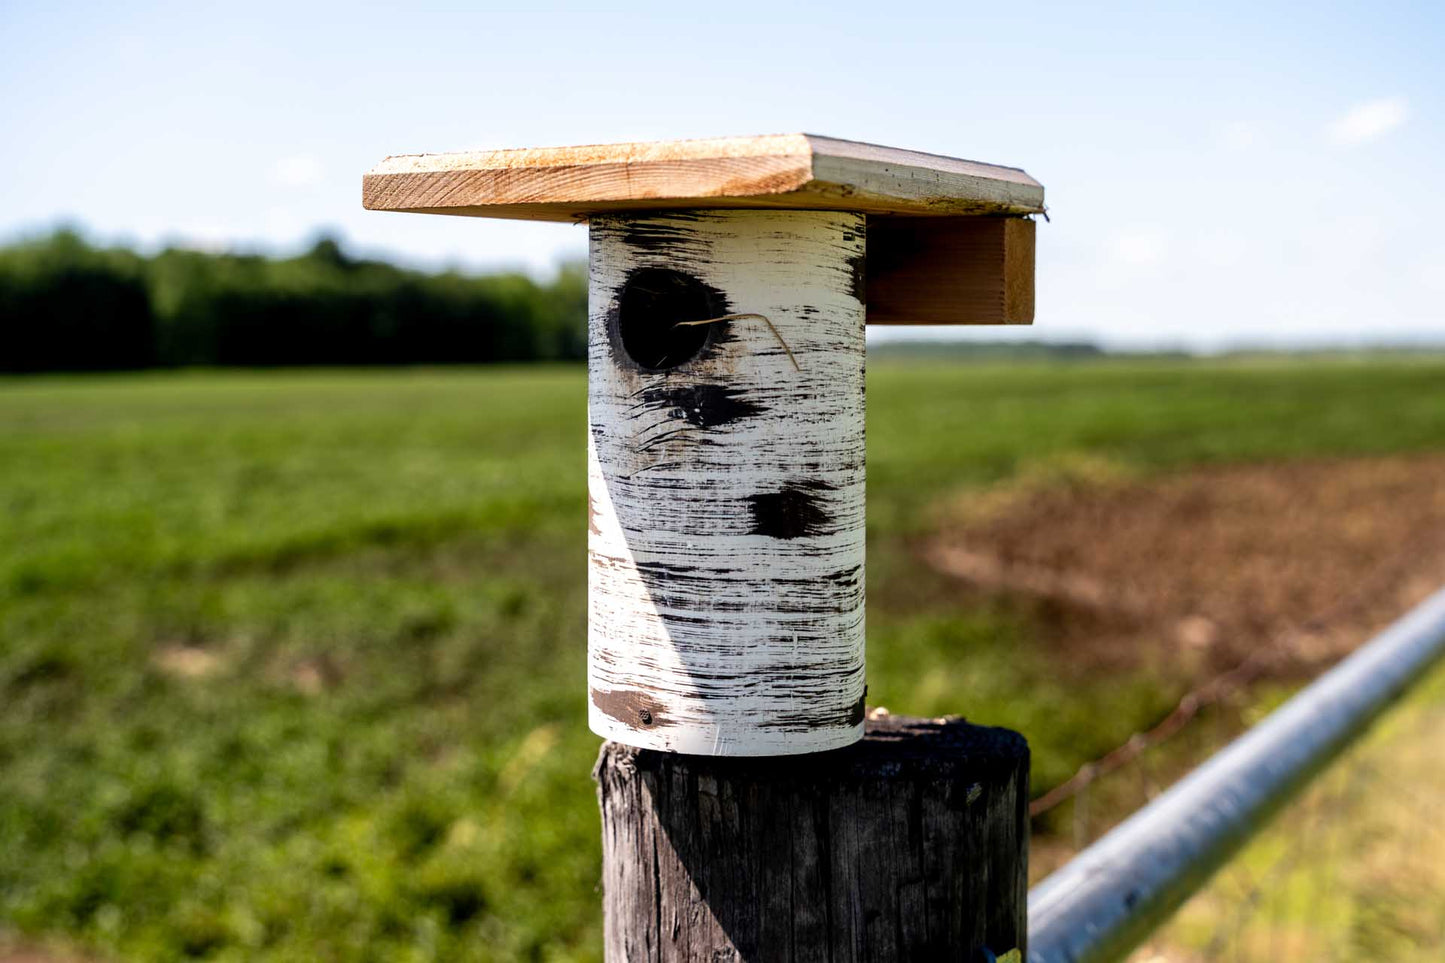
[364,134,1045,961]
[596,712,1029,961]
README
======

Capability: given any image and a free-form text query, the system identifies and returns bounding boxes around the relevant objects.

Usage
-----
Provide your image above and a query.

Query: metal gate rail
[1027,586,1445,963]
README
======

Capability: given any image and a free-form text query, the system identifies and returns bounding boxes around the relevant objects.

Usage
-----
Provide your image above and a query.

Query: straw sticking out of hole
[674,314,801,372]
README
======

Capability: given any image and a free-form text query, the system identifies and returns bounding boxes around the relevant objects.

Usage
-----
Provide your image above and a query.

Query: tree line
[0,231,587,373]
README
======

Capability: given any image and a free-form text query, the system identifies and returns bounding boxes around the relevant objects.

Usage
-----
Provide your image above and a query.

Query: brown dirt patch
[926,454,1445,679]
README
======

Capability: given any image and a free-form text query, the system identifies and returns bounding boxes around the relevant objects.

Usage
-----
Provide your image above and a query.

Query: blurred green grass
[2,358,1444,961]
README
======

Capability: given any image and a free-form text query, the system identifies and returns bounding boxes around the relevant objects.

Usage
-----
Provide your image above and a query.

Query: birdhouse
[364,134,1044,756]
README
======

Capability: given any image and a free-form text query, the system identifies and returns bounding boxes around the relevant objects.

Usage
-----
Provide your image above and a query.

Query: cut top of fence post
[363,133,1044,221]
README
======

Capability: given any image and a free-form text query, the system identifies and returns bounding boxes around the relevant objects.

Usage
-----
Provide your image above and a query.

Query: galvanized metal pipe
[1027,585,1445,963]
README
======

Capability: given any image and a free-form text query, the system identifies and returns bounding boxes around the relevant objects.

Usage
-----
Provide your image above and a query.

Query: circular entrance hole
[616,268,724,370]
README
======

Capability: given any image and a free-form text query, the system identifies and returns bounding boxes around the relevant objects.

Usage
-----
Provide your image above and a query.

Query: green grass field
[3,358,1445,962]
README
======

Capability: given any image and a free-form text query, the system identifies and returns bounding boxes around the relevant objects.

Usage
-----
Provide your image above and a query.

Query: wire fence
[1027,586,1445,963]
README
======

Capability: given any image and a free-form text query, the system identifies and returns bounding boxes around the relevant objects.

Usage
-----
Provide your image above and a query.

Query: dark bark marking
[764,679,868,732]
[592,687,668,728]
[747,484,835,540]
[632,560,708,577]
[846,251,866,304]
[639,383,766,429]
[618,213,706,252]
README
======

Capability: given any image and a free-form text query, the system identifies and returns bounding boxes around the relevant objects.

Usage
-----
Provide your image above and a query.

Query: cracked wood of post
[594,713,1030,963]
[587,209,866,756]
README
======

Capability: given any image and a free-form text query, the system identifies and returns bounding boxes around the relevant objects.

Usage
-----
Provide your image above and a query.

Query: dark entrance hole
[615,267,727,370]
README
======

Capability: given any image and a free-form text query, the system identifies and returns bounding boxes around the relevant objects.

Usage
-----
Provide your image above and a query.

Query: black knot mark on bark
[640,384,766,429]
[747,483,834,540]
[614,267,730,371]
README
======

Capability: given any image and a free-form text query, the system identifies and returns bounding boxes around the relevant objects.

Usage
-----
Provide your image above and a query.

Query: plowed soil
[927,454,1445,680]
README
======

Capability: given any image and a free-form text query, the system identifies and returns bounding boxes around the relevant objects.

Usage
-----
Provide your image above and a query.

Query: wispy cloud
[271,155,324,188]
[1327,97,1408,147]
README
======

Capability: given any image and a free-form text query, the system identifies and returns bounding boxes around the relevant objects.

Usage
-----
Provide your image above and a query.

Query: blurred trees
[0,232,587,372]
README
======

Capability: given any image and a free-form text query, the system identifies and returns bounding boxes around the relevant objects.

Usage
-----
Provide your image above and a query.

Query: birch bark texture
[587,209,866,756]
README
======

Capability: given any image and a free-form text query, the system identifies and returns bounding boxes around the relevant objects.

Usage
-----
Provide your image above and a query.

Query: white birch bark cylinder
[587,209,866,756]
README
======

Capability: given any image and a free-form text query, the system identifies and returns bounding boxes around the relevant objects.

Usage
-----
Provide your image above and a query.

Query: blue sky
[2,1,1441,349]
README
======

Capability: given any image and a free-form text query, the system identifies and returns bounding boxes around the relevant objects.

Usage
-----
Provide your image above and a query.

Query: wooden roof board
[362,134,1045,221]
